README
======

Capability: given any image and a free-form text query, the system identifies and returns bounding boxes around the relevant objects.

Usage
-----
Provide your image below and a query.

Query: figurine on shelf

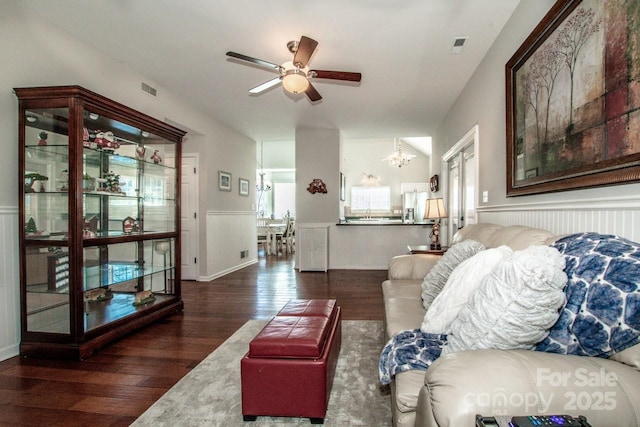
[150,149,162,164]
[82,127,91,148]
[87,129,98,149]
[135,145,146,159]
[133,290,155,306]
[38,131,48,146]
[24,172,48,193]
[122,216,137,234]
[85,287,113,303]
[98,170,125,194]
[83,228,96,239]
[82,173,95,192]
[83,215,99,234]
[57,169,69,191]
[25,217,38,235]
[95,131,120,153]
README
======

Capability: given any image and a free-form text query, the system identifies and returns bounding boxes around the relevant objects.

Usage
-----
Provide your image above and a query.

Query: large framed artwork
[506,0,640,196]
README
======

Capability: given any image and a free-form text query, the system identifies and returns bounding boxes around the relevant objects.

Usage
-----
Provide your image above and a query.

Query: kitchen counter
[336,220,433,226]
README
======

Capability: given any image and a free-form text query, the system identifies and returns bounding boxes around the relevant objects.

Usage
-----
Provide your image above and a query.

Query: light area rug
[132,319,391,426]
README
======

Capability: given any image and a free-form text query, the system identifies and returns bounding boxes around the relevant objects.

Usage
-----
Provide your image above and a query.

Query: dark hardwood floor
[0,250,386,426]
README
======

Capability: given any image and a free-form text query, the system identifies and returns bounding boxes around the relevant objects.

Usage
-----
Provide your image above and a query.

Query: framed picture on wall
[239,178,249,196]
[218,170,231,191]
[339,172,346,201]
[506,0,640,196]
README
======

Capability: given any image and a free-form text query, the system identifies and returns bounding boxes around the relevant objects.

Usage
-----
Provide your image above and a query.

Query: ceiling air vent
[141,82,158,97]
[451,37,468,55]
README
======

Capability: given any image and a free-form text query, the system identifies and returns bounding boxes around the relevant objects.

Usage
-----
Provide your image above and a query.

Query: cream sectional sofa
[382,223,640,427]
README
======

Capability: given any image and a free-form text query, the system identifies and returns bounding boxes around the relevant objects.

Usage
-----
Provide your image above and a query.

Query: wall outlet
[482,191,489,203]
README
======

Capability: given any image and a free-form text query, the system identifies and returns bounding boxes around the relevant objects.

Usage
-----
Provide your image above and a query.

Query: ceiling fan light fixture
[282,69,309,94]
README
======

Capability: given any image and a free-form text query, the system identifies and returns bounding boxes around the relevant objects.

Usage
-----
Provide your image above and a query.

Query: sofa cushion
[486,226,556,250]
[610,342,640,370]
[443,245,567,355]
[383,280,425,341]
[389,254,441,280]
[420,239,486,310]
[421,246,512,334]
[383,279,423,300]
[537,232,640,358]
[450,223,504,247]
[394,369,428,413]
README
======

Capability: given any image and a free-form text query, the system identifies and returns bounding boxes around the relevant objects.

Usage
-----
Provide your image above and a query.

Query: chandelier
[256,142,271,192]
[382,138,416,168]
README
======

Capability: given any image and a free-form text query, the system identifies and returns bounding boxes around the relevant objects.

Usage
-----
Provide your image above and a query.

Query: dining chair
[256,217,271,253]
[276,218,295,254]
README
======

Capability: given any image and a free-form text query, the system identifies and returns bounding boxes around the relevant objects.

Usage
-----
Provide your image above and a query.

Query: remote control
[511,415,590,426]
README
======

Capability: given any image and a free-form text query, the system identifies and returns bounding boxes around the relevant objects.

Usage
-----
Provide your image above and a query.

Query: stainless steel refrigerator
[402,191,430,223]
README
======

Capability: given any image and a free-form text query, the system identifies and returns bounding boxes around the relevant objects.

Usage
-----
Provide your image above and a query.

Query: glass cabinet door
[23,107,71,334]
[79,110,178,332]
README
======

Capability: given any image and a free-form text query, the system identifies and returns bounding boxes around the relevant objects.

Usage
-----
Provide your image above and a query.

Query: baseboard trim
[197,259,258,282]
[0,344,19,362]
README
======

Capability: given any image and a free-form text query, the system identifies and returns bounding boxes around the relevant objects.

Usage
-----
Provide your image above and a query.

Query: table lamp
[424,198,447,250]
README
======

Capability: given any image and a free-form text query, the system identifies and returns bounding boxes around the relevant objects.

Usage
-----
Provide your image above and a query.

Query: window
[274,182,295,218]
[350,186,391,212]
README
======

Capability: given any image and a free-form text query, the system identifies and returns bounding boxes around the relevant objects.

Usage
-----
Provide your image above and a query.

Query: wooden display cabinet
[15,86,185,359]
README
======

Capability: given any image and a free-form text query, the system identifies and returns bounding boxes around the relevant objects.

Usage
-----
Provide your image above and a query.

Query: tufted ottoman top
[276,299,337,318]
[248,299,338,359]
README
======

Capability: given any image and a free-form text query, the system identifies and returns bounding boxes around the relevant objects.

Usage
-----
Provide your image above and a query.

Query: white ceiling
[22,0,521,146]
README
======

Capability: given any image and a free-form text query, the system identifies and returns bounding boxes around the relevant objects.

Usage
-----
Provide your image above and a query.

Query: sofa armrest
[415,349,640,427]
[388,254,441,280]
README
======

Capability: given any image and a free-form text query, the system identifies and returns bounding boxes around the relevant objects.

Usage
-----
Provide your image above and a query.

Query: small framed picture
[219,171,231,191]
[239,178,249,196]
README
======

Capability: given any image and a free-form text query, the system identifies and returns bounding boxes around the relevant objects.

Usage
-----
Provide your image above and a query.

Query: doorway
[442,125,478,243]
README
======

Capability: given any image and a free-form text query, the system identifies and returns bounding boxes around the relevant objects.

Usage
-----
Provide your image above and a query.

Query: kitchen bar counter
[336,220,434,226]
[327,222,435,269]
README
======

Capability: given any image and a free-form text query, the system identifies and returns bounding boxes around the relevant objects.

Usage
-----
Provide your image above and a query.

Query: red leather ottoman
[241,299,342,424]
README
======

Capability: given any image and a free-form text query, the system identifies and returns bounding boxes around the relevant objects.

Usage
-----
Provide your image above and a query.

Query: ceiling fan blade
[310,70,362,82]
[226,51,283,72]
[305,82,322,102]
[249,77,283,94]
[293,36,318,68]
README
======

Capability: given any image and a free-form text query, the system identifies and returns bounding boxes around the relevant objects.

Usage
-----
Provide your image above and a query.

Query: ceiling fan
[226,36,361,102]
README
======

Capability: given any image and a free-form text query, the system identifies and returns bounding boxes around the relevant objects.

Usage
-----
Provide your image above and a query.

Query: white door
[181,155,199,280]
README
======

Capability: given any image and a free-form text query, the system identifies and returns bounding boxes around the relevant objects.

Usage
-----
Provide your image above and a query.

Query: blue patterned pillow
[536,232,640,357]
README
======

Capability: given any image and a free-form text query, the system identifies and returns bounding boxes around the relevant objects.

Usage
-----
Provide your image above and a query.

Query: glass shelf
[83,262,175,290]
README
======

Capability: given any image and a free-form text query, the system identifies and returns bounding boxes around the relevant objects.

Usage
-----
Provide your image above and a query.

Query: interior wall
[295,127,341,224]
[342,138,429,216]
[433,0,640,241]
[0,3,257,360]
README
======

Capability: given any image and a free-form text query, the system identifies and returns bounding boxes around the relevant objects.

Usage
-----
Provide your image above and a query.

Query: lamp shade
[424,198,447,220]
[282,69,309,94]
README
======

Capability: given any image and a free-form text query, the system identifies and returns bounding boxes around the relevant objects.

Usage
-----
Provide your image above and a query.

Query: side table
[407,245,448,255]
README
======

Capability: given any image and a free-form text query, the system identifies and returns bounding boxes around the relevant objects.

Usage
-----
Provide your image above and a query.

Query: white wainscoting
[477,196,640,242]
[328,224,430,269]
[201,211,258,281]
[0,207,20,361]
